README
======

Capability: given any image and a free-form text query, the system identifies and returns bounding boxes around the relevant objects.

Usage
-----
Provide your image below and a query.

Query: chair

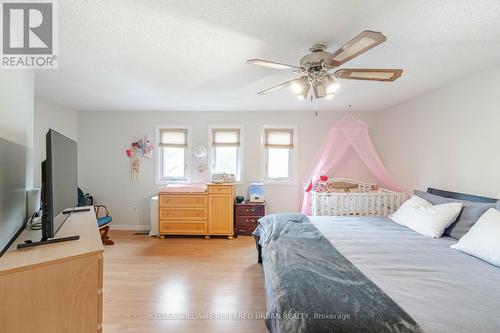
[78,188,114,245]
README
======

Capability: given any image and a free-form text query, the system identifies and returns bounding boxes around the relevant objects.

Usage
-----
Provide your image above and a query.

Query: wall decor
[192,145,208,172]
[126,135,154,181]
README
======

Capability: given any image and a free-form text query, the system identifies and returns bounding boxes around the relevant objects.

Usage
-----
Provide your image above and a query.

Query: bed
[310,178,406,216]
[254,188,500,333]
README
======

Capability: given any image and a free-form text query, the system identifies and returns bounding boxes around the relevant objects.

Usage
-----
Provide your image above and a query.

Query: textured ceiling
[35,0,500,112]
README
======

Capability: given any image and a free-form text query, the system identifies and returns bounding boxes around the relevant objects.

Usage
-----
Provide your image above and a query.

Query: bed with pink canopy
[301,113,406,216]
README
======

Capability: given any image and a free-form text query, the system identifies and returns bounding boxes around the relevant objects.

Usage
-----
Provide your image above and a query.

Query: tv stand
[16,235,80,249]
[0,209,103,333]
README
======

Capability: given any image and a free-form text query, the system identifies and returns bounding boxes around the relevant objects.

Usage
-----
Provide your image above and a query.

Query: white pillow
[451,208,500,267]
[390,195,462,238]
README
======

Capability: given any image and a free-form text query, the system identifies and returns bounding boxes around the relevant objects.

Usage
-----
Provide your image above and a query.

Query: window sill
[262,180,298,186]
[155,179,191,185]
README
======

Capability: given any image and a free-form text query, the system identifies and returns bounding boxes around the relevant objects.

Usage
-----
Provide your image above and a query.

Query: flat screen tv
[41,129,78,240]
[0,137,27,257]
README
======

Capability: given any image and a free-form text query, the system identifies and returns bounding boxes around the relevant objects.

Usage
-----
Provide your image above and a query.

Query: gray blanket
[254,213,424,333]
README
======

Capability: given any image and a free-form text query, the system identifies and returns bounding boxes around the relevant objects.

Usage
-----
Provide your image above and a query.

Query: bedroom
[1,1,500,332]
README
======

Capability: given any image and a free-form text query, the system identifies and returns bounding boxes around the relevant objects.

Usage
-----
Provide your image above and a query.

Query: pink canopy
[301,113,403,215]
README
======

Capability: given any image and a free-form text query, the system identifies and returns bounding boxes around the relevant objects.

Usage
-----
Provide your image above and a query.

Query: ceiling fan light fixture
[327,82,340,93]
[290,79,306,94]
[323,74,340,94]
[297,85,310,100]
[326,93,335,100]
[290,81,302,94]
[313,84,327,99]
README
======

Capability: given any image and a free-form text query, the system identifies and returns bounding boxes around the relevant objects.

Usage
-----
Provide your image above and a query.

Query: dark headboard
[427,188,498,203]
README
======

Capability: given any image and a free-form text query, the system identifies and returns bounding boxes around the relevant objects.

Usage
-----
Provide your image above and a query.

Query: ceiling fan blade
[257,78,303,95]
[247,59,301,71]
[334,69,403,82]
[327,31,387,67]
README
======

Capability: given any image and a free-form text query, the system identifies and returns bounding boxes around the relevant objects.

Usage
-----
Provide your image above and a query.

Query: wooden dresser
[234,201,266,237]
[158,183,234,239]
[0,209,104,333]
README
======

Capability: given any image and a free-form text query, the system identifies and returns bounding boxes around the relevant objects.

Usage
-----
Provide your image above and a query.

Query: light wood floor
[102,231,267,333]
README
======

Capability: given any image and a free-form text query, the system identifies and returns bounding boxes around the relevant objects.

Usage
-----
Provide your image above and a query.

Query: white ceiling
[35,0,500,112]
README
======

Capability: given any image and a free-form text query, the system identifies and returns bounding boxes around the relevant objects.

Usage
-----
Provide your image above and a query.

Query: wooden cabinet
[0,209,104,333]
[158,183,234,239]
[208,187,234,236]
[234,202,266,237]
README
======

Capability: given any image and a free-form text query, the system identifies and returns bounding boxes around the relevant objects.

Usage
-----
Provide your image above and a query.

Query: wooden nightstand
[234,201,266,237]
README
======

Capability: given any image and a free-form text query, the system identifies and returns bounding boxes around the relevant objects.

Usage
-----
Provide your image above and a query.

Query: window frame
[208,125,244,184]
[155,124,192,184]
[261,125,298,185]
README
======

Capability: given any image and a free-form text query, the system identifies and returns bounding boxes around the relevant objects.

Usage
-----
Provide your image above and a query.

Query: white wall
[375,66,500,199]
[33,98,78,187]
[0,71,34,246]
[78,111,377,229]
[0,71,35,187]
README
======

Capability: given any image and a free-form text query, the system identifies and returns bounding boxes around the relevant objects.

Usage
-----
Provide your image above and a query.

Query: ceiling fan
[247,30,402,100]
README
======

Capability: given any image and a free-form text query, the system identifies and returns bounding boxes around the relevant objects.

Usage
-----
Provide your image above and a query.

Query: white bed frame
[310,178,406,217]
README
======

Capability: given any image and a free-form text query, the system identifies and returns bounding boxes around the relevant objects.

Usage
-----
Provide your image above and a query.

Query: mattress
[309,216,500,333]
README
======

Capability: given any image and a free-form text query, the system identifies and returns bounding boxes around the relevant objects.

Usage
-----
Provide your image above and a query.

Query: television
[0,137,28,257]
[41,129,79,240]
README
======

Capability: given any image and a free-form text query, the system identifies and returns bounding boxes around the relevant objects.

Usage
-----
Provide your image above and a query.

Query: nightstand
[234,201,266,237]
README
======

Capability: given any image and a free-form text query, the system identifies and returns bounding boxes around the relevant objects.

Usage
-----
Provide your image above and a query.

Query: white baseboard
[110,224,150,231]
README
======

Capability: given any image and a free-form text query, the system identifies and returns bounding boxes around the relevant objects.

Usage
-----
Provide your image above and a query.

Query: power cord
[28,212,42,230]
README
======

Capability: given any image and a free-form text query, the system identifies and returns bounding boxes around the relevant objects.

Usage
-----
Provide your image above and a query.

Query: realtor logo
[1,0,58,68]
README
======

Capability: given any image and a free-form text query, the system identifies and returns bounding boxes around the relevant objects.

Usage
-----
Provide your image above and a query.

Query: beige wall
[77,111,377,229]
[375,66,500,199]
[33,98,78,187]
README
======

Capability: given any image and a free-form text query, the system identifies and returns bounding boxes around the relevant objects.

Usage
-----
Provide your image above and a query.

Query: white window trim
[208,124,244,184]
[260,125,298,185]
[155,124,192,184]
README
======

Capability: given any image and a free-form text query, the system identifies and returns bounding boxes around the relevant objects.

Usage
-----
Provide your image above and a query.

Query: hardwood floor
[102,231,267,333]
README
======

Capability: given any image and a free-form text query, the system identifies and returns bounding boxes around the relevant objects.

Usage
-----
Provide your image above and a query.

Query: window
[262,126,297,183]
[209,126,243,182]
[156,126,191,183]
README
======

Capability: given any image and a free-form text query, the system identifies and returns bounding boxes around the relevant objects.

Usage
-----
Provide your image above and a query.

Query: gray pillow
[414,190,498,240]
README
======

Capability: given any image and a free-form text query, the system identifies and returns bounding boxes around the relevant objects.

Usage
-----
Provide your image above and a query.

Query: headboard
[427,187,498,203]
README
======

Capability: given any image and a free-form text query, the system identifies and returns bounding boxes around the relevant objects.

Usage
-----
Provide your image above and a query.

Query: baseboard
[110,224,150,231]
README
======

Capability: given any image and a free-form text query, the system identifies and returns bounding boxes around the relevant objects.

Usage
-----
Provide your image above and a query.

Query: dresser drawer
[159,208,207,220]
[208,186,232,194]
[236,205,264,216]
[159,221,206,234]
[237,216,260,225]
[159,194,206,207]
[235,220,258,235]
